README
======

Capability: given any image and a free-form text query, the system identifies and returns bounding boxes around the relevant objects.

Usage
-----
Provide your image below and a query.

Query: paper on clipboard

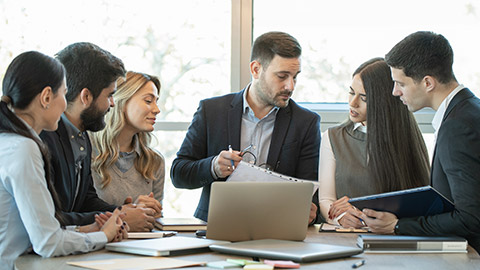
[227,161,319,195]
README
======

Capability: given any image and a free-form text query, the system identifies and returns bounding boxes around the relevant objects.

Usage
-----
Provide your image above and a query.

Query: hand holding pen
[339,207,367,229]
[330,196,365,228]
[212,145,243,178]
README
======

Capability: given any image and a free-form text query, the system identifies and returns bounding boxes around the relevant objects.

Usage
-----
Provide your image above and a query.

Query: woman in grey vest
[318,58,430,228]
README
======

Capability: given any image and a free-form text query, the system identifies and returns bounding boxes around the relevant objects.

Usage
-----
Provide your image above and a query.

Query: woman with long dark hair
[0,51,127,270]
[318,57,430,228]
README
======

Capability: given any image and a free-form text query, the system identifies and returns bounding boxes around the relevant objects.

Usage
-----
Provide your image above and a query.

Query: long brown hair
[91,71,164,188]
[0,51,66,225]
[354,57,430,192]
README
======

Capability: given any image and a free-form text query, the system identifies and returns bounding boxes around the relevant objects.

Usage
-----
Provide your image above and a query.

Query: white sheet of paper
[67,257,204,270]
[227,161,319,195]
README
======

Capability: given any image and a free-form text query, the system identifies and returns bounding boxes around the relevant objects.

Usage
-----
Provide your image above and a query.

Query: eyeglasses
[240,146,274,171]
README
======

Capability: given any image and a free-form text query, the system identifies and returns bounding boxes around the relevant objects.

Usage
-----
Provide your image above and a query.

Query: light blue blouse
[0,130,106,270]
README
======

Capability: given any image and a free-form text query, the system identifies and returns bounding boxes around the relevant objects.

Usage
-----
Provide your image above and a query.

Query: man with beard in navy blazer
[171,32,321,224]
[41,42,156,232]
[358,31,480,253]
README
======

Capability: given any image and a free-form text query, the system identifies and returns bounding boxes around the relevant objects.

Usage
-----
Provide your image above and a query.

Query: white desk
[15,225,480,269]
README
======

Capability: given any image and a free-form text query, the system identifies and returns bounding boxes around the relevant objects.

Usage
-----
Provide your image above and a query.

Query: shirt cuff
[86,231,108,251]
[210,155,219,180]
[65,225,76,231]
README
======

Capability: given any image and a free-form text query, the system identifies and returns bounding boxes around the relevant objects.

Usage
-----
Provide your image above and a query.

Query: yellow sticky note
[243,264,274,270]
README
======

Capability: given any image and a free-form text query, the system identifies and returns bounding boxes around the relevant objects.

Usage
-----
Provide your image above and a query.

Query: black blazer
[396,88,480,253]
[40,118,116,225]
[171,90,321,221]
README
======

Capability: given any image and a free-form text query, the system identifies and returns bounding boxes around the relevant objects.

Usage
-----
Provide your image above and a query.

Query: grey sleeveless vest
[329,121,375,198]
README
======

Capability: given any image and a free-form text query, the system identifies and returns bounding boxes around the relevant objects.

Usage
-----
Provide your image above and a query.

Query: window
[2,0,478,217]
[253,0,480,102]
[0,0,231,217]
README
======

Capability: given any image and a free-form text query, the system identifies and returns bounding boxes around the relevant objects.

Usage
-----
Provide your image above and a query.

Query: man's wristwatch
[393,221,400,235]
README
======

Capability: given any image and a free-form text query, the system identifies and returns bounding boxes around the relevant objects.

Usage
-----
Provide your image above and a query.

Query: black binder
[349,186,454,218]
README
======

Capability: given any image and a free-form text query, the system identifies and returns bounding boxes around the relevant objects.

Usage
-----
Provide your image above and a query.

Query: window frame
[154,0,434,133]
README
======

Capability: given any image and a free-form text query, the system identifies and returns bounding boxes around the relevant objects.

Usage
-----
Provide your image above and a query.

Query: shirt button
[71,135,75,139]
[80,147,85,151]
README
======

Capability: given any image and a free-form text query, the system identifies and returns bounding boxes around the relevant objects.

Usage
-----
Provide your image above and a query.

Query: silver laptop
[209,239,363,263]
[206,181,314,242]
[106,236,228,256]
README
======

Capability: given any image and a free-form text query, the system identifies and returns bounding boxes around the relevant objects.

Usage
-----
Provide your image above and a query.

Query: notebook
[206,181,314,242]
[209,239,363,263]
[349,185,454,218]
[106,236,229,256]
[357,234,467,253]
[155,217,207,231]
[127,230,177,239]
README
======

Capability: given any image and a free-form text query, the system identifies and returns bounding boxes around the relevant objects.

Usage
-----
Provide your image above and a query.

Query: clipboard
[227,161,319,195]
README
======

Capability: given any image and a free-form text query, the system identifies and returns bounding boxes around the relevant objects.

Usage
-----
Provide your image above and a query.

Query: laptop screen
[206,181,314,242]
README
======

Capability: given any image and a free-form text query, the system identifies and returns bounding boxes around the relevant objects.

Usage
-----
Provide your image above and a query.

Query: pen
[359,218,367,227]
[352,259,365,269]
[228,145,235,170]
[352,206,367,227]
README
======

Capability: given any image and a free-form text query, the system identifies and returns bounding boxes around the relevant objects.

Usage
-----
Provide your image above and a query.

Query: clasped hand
[124,192,162,218]
[79,208,128,242]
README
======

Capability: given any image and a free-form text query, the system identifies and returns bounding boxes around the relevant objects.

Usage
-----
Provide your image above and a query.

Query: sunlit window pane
[0,0,230,217]
[254,0,480,102]
[0,0,231,121]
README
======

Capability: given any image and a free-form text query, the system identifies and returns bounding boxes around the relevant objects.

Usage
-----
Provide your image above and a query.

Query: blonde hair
[91,71,163,188]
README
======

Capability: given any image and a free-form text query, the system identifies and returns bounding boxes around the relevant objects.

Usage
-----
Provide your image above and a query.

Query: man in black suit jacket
[40,42,155,231]
[42,118,115,225]
[358,31,480,253]
[171,32,321,223]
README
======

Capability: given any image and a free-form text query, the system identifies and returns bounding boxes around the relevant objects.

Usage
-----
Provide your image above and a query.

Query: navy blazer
[171,90,321,221]
[40,118,116,225]
[396,88,480,253]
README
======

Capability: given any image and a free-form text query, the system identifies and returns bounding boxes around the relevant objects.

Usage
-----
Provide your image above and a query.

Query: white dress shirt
[0,126,106,270]
[431,84,464,142]
[318,122,366,225]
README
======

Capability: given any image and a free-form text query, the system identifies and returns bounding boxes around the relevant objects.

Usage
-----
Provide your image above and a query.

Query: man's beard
[255,74,291,108]
[81,103,108,132]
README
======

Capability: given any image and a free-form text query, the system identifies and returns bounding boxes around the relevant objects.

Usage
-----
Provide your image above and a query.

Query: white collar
[353,122,367,133]
[432,84,464,136]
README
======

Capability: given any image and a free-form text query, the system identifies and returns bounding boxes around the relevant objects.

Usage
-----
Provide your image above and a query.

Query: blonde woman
[91,71,165,217]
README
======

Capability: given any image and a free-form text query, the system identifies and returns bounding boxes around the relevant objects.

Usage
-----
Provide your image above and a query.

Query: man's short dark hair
[250,31,301,68]
[385,31,456,84]
[56,42,126,103]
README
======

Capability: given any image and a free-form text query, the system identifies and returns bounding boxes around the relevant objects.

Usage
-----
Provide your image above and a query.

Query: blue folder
[349,186,454,218]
